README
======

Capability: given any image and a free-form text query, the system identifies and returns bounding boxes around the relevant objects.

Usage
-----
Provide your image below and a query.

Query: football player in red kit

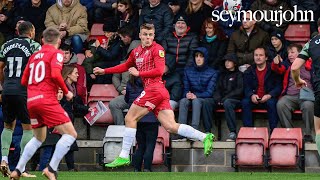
[94,23,215,168]
[10,27,76,180]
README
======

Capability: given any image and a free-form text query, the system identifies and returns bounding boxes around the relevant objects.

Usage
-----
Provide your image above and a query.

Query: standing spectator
[227,12,269,72]
[0,21,40,178]
[168,0,183,22]
[161,14,198,77]
[274,44,314,142]
[242,47,282,133]
[185,0,213,35]
[45,0,89,53]
[18,0,49,42]
[93,0,117,23]
[177,47,218,139]
[139,0,174,43]
[202,53,243,140]
[79,0,94,30]
[200,18,228,70]
[126,76,159,172]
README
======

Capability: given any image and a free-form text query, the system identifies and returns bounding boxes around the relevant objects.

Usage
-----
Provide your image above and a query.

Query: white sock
[119,127,136,158]
[16,137,42,172]
[177,124,207,141]
[49,134,75,171]
[1,156,8,163]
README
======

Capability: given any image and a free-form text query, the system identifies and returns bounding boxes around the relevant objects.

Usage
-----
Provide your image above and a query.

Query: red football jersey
[104,42,165,87]
[21,44,68,103]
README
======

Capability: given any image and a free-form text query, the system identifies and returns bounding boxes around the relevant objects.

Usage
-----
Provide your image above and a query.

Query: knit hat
[103,18,118,32]
[270,30,285,43]
[168,0,180,6]
[174,14,188,25]
[223,53,238,65]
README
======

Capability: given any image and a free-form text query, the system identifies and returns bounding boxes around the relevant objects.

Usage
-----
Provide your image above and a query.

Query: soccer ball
[223,0,242,12]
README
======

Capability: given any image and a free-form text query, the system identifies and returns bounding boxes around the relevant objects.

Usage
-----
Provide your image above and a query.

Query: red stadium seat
[284,24,310,43]
[87,84,119,125]
[88,23,104,41]
[152,126,170,165]
[76,53,85,65]
[268,128,305,172]
[232,127,269,171]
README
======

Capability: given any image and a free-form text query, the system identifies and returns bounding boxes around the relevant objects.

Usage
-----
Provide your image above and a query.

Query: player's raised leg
[105,104,149,168]
[157,109,215,156]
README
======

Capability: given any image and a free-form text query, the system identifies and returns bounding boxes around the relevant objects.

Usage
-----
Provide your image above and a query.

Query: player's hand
[295,77,307,89]
[129,67,139,76]
[93,67,105,75]
[66,91,73,101]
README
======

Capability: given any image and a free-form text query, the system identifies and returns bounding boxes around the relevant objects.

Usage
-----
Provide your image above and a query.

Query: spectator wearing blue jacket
[176,47,218,139]
[125,76,159,172]
[242,47,282,133]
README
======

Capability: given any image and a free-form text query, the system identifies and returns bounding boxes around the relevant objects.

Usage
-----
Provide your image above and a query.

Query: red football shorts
[28,100,70,129]
[133,86,172,116]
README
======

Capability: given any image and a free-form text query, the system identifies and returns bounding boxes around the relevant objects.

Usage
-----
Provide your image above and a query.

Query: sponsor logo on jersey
[136,58,144,63]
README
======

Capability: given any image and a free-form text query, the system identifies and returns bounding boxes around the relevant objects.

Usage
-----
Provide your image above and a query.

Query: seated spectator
[200,18,228,70]
[176,47,218,139]
[242,47,282,133]
[227,12,269,72]
[185,0,213,35]
[168,0,183,22]
[161,14,198,77]
[60,44,87,104]
[163,65,182,110]
[273,44,314,142]
[116,0,139,30]
[139,0,173,43]
[93,0,117,23]
[250,0,291,33]
[126,76,159,172]
[18,0,49,42]
[45,0,89,53]
[202,53,243,140]
[0,0,15,45]
[267,30,288,63]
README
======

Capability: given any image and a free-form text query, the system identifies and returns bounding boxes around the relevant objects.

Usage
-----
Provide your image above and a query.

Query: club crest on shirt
[159,50,164,58]
[57,53,63,62]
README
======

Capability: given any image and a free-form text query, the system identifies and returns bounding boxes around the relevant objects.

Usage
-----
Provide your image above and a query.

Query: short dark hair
[118,25,135,38]
[287,43,303,52]
[254,46,268,57]
[18,21,34,36]
[60,43,72,52]
[42,27,60,44]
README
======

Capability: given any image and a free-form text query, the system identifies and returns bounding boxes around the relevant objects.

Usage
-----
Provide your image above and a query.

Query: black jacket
[139,3,173,43]
[213,70,243,103]
[200,36,228,69]
[163,71,182,102]
[161,29,199,71]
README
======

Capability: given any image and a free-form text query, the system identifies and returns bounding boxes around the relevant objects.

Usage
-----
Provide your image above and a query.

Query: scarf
[205,35,217,43]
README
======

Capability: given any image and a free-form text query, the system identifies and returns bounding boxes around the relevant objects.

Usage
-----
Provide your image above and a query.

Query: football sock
[1,128,13,159]
[20,130,33,155]
[16,137,42,173]
[119,127,136,159]
[49,134,76,171]
[177,124,206,141]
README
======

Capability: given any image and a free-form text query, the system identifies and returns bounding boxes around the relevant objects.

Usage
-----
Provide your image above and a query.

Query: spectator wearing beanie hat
[202,53,244,141]
[267,30,288,63]
[161,13,198,78]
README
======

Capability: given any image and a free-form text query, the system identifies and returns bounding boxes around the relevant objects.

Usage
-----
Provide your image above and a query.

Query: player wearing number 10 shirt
[0,21,40,177]
[10,27,76,180]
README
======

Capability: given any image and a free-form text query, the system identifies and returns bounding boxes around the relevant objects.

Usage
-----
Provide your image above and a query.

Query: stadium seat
[231,127,269,171]
[87,84,119,125]
[152,126,171,171]
[76,53,85,65]
[88,23,105,41]
[268,128,305,172]
[102,125,135,164]
[284,24,310,43]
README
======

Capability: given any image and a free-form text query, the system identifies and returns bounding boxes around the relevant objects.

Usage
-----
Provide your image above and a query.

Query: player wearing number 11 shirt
[10,27,76,180]
[0,21,40,177]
